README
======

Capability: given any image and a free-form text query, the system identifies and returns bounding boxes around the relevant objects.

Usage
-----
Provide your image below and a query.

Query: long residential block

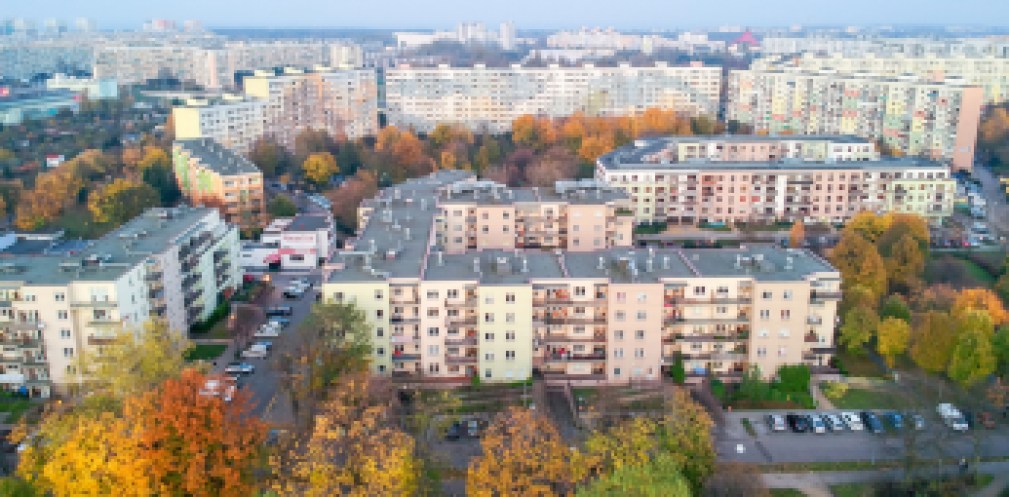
[726,69,983,171]
[383,62,722,133]
[173,139,266,230]
[322,171,840,386]
[0,207,242,397]
[172,95,267,156]
[596,135,955,225]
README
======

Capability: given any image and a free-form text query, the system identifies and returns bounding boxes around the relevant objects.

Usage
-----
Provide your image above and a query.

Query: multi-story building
[0,89,79,125]
[384,62,722,133]
[260,213,337,269]
[93,45,227,89]
[434,179,634,254]
[596,136,955,225]
[726,69,983,171]
[44,73,119,100]
[172,95,267,155]
[754,53,1009,105]
[322,170,840,385]
[172,139,265,230]
[243,67,379,148]
[0,207,241,396]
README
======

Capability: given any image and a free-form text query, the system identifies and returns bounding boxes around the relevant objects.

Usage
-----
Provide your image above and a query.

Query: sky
[5,0,1009,30]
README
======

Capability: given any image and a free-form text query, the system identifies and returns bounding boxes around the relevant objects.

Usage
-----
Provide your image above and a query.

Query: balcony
[544,353,607,363]
[391,296,420,305]
[391,353,421,362]
[541,372,607,381]
[806,316,823,325]
[88,318,120,326]
[390,334,420,344]
[444,298,477,308]
[543,316,607,325]
[390,316,421,324]
[664,315,750,325]
[447,316,478,325]
[0,335,41,347]
[541,333,607,343]
[444,336,478,346]
[810,291,842,303]
[70,299,118,308]
[87,334,118,346]
[445,355,478,364]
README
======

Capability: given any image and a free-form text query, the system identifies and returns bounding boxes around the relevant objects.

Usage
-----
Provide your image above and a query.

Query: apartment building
[45,73,119,100]
[172,95,267,155]
[434,179,634,254]
[243,67,379,149]
[0,207,241,396]
[172,139,265,230]
[0,89,79,125]
[755,53,1009,105]
[94,45,227,88]
[322,170,840,385]
[596,136,955,225]
[383,62,722,133]
[726,69,983,171]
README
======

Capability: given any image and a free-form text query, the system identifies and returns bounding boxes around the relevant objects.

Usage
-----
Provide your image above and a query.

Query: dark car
[861,411,884,434]
[268,317,291,328]
[266,306,293,317]
[786,413,809,433]
[962,410,976,429]
[445,421,462,441]
[884,411,904,430]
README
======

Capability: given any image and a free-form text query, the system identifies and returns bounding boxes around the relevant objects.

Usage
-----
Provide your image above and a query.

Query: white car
[242,344,269,359]
[841,412,864,431]
[199,379,236,402]
[824,413,846,431]
[254,325,281,338]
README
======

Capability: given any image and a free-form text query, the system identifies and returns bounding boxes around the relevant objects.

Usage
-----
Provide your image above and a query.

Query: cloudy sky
[6,0,1006,30]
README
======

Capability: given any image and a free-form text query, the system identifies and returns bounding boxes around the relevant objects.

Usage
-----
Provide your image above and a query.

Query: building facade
[596,136,955,225]
[384,62,722,133]
[726,69,983,171]
[260,214,337,270]
[172,95,267,156]
[243,67,379,149]
[0,90,79,125]
[0,207,241,397]
[45,74,119,100]
[322,171,840,385]
[173,139,265,230]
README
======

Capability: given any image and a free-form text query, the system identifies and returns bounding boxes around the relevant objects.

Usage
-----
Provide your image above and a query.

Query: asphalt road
[718,410,1009,464]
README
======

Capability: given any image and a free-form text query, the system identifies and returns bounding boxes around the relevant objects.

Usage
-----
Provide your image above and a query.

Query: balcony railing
[88,334,118,346]
[444,336,478,346]
[391,353,421,362]
[664,315,750,325]
[390,334,420,344]
[810,291,842,303]
[445,355,478,364]
[544,353,607,362]
[541,333,607,343]
[390,316,421,324]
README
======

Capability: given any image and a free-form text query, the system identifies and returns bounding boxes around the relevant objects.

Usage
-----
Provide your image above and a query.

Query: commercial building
[243,67,379,148]
[245,213,336,270]
[596,136,955,225]
[754,53,1009,105]
[0,89,79,125]
[322,170,840,385]
[0,207,241,396]
[172,95,267,155]
[172,139,265,230]
[44,73,118,100]
[384,62,722,133]
[726,69,983,171]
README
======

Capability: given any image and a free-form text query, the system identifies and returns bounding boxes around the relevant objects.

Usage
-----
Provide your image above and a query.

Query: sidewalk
[809,382,835,410]
[764,461,1009,495]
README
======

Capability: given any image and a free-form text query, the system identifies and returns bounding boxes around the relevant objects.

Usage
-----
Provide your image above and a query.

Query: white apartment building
[384,62,722,133]
[45,73,119,100]
[726,69,984,171]
[172,95,268,155]
[244,67,379,148]
[0,207,242,397]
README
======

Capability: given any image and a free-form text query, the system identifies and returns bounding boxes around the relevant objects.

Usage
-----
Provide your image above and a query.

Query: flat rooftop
[439,178,628,206]
[599,152,950,173]
[175,139,261,176]
[287,214,331,232]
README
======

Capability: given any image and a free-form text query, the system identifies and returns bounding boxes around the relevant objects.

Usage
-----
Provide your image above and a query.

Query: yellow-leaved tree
[876,317,911,367]
[301,152,339,186]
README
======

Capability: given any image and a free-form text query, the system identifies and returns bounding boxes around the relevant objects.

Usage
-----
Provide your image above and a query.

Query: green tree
[249,137,290,177]
[838,306,879,353]
[87,179,160,225]
[876,317,911,368]
[910,311,957,374]
[880,294,911,323]
[994,326,1009,379]
[141,162,181,206]
[576,453,690,497]
[948,312,997,388]
[777,365,811,393]
[87,320,191,400]
[657,389,715,492]
[267,195,298,218]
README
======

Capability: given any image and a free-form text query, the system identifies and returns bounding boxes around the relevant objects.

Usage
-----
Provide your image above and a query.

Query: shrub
[777,365,811,394]
[821,381,849,400]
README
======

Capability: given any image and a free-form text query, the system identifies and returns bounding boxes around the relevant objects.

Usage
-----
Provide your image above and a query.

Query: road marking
[263,392,278,415]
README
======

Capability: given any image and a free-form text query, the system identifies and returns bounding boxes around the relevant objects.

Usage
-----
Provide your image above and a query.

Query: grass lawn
[831,483,873,497]
[826,385,905,410]
[0,395,34,423]
[834,350,886,378]
[771,490,808,497]
[191,319,233,340]
[185,343,228,361]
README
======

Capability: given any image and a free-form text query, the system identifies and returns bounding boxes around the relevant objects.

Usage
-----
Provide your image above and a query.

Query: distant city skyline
[4,0,1009,31]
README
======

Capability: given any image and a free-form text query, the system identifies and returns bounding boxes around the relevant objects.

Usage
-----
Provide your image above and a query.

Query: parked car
[254,326,281,338]
[467,419,481,438]
[885,411,904,430]
[823,413,845,432]
[268,317,291,328]
[938,403,968,431]
[962,410,976,429]
[224,362,255,375]
[909,413,926,430]
[807,414,827,434]
[766,414,787,432]
[861,411,884,434]
[242,344,269,359]
[445,421,462,441]
[199,379,236,402]
[283,287,304,299]
[841,411,864,431]
[253,340,273,351]
[266,306,293,317]
[786,414,809,433]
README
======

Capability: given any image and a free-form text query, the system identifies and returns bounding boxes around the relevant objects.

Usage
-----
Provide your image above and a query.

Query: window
[289,254,305,262]
[376,310,384,319]
[484,332,495,341]
[427,345,439,355]
[635,330,645,340]
[613,367,622,376]
[57,310,68,320]
[716,306,727,314]
[634,348,645,358]
[614,330,624,340]
[447,289,459,299]
[615,311,626,321]
[757,347,767,357]
[376,327,384,337]
[759,310,770,320]
[378,365,386,373]
[60,329,71,339]
[428,363,440,373]
[505,313,515,323]
[636,293,648,303]
[505,293,516,303]
[333,292,344,302]
[485,369,492,379]
[63,347,74,357]
[779,329,790,338]
[54,292,65,302]
[613,348,624,358]
[484,313,494,323]
[778,347,787,357]
[376,347,385,356]
[505,350,515,360]
[427,327,440,337]
[636,311,647,321]
[762,291,772,300]
[780,310,791,320]
[758,329,769,338]
[574,286,586,296]
[427,308,439,317]
[484,353,494,361]
[484,296,494,304]
[616,292,627,303]
[374,290,384,300]
[693,286,706,296]
[505,331,516,341]
[783,290,793,300]
[66,365,76,374]
[426,290,439,299]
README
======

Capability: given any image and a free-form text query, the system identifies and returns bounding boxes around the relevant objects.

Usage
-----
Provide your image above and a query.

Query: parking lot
[718,409,1009,464]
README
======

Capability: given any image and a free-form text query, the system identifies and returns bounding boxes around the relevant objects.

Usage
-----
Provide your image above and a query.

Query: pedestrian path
[764,461,1009,497]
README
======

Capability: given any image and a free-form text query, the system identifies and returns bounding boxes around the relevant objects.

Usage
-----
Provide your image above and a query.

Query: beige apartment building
[243,67,379,149]
[173,139,265,230]
[726,69,983,171]
[172,95,267,156]
[383,62,722,133]
[596,136,955,225]
[434,179,634,254]
[322,170,840,385]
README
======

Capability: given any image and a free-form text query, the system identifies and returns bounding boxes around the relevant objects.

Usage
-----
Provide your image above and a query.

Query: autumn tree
[302,152,339,187]
[468,407,579,497]
[948,311,997,388]
[877,317,911,368]
[326,169,378,230]
[294,128,337,163]
[87,178,160,225]
[128,369,266,496]
[376,126,432,181]
[511,115,556,151]
[700,462,771,497]
[993,327,1009,378]
[272,372,418,497]
[525,145,579,186]
[830,232,887,304]
[268,195,298,218]
[839,306,879,353]
[788,220,805,248]
[15,169,83,230]
[249,137,291,177]
[137,146,170,171]
[576,453,690,497]
[910,311,957,374]
[844,211,891,243]
[881,233,926,293]
[657,388,716,492]
[953,288,1009,326]
[87,320,191,400]
[880,294,911,323]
